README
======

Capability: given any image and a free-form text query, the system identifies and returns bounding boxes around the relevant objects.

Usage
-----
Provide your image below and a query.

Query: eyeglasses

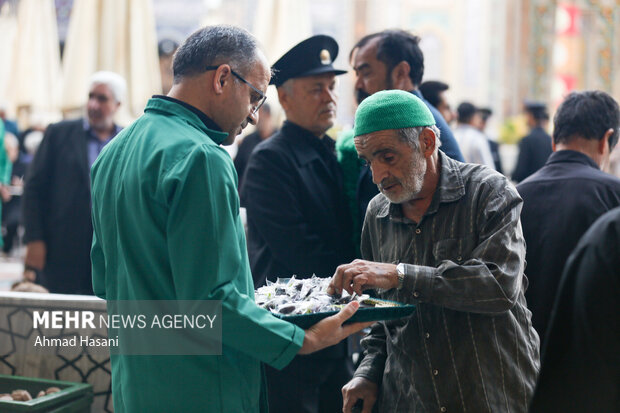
[205,65,267,115]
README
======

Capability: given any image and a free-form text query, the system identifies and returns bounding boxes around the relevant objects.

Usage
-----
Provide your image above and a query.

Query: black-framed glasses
[205,65,267,115]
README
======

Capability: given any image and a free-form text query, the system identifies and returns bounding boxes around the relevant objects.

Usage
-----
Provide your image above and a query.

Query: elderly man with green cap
[328,90,540,413]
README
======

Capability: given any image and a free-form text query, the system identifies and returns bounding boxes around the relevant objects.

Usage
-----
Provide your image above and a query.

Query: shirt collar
[153,95,222,132]
[376,151,466,220]
[83,118,122,140]
[546,149,600,170]
[144,97,229,145]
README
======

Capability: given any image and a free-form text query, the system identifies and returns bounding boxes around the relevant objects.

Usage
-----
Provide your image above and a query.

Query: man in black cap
[512,100,552,182]
[240,35,355,413]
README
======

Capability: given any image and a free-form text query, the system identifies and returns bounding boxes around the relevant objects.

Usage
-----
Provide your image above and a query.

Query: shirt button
[413,291,420,298]
[440,407,447,412]
[425,333,430,339]
[415,228,421,234]
[433,369,439,376]
[457,256,462,261]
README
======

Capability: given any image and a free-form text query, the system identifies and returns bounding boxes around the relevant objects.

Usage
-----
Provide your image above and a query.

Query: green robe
[91,98,304,412]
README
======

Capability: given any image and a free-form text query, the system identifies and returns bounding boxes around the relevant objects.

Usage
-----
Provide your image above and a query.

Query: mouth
[380,180,400,192]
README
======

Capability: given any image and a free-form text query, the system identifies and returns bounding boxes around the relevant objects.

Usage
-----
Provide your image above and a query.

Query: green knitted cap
[354,90,435,137]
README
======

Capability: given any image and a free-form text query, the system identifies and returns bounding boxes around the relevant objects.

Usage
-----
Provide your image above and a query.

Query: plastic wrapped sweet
[255,275,374,315]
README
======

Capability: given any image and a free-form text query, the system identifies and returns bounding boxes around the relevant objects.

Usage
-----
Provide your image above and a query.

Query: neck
[168,82,214,120]
[554,139,604,168]
[92,124,116,141]
[287,119,326,139]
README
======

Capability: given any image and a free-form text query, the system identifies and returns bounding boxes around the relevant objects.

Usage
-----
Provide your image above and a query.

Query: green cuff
[268,325,305,370]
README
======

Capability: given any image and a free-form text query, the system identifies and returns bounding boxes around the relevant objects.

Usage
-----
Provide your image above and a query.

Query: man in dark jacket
[22,71,126,294]
[529,206,620,413]
[512,101,552,182]
[517,90,620,345]
[241,35,354,413]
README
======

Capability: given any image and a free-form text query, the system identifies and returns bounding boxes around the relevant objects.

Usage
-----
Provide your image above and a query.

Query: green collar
[144,97,229,145]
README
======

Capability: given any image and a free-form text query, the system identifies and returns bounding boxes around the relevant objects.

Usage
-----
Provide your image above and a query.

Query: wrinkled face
[87,83,120,131]
[220,58,270,144]
[352,38,391,104]
[355,129,427,204]
[279,73,338,137]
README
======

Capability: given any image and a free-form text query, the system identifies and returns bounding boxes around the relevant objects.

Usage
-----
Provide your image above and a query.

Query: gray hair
[89,71,127,104]
[172,25,261,83]
[396,125,441,151]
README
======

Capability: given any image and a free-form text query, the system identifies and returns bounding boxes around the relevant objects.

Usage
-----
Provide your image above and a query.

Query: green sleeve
[162,145,304,369]
[0,122,10,184]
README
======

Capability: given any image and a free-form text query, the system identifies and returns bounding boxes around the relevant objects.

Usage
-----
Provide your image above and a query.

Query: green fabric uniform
[91,97,304,412]
[0,121,11,248]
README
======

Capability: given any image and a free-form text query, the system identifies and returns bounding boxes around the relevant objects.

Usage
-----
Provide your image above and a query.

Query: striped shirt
[355,151,540,412]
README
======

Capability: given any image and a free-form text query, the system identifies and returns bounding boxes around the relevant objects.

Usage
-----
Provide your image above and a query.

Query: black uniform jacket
[517,150,620,342]
[23,119,95,294]
[512,126,552,182]
[241,121,354,288]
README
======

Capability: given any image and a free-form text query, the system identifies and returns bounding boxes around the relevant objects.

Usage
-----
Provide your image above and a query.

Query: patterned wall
[0,293,113,412]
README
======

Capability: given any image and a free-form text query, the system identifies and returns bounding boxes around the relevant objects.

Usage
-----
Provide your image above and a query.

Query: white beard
[380,151,427,204]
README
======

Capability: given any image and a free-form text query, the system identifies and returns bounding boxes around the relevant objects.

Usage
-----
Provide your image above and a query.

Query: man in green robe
[91,25,367,412]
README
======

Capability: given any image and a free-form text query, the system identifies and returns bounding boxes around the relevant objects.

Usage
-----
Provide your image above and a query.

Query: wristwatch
[396,263,406,290]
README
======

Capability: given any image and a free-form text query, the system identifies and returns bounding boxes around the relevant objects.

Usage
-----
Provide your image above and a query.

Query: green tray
[273,298,416,329]
[0,375,93,413]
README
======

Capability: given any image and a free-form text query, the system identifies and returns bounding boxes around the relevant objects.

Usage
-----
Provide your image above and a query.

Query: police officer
[241,35,354,413]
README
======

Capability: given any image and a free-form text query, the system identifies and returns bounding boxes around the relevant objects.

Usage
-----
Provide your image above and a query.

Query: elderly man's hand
[327,259,399,296]
[342,377,378,413]
[299,301,373,355]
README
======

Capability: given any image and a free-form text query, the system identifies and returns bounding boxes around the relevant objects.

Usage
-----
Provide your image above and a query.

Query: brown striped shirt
[355,151,540,412]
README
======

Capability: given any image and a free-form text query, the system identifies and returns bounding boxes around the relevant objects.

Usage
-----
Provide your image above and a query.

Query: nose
[248,110,259,126]
[354,75,364,91]
[370,162,388,185]
[323,87,337,104]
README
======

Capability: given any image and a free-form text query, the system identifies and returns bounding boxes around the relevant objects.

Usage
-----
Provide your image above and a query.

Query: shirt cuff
[267,324,305,370]
[353,353,386,384]
[401,263,436,302]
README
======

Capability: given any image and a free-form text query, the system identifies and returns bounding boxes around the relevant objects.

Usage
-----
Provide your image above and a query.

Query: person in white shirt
[453,101,495,169]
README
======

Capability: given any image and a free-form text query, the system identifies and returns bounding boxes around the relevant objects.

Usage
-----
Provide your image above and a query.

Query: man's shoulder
[519,157,620,188]
[47,118,85,134]
[457,160,515,198]
[248,131,295,165]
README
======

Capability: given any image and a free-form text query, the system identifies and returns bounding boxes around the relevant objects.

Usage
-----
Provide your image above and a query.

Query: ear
[391,61,411,88]
[212,64,232,95]
[598,128,614,155]
[420,127,436,157]
[277,87,290,111]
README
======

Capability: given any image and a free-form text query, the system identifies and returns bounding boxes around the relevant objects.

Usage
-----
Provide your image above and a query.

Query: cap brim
[271,66,348,86]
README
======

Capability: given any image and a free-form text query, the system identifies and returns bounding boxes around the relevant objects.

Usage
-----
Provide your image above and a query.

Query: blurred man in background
[453,101,495,168]
[512,101,552,182]
[22,71,126,294]
[419,80,454,125]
